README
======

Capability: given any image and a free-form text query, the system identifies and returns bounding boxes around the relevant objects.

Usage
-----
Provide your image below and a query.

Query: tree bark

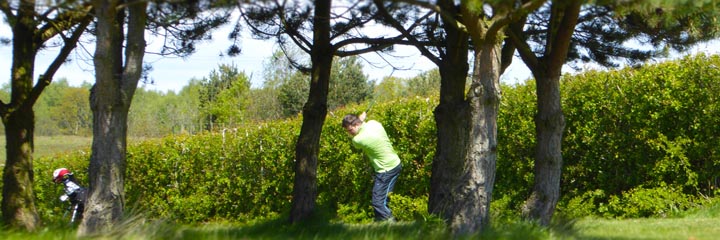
[2,107,40,231]
[522,74,565,225]
[432,41,502,235]
[1,1,91,230]
[428,0,506,235]
[519,1,579,225]
[427,29,472,233]
[1,1,40,229]
[466,42,502,232]
[289,0,332,223]
[78,0,146,236]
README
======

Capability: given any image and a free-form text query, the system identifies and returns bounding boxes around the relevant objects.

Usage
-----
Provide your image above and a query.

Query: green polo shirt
[352,120,401,172]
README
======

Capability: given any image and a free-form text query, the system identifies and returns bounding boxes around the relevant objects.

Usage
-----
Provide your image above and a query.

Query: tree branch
[279,42,312,73]
[373,0,441,66]
[28,13,93,107]
[507,21,540,72]
[276,2,313,52]
[36,4,93,47]
[488,0,546,40]
[0,1,15,24]
[238,6,283,39]
[328,2,376,40]
[545,0,581,71]
[121,0,148,95]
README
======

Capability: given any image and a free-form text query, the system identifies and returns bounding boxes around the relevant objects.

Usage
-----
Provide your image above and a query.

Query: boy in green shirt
[343,112,402,222]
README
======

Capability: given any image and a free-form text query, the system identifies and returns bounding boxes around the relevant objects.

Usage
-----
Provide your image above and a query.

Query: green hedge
[20,54,720,224]
[33,149,92,225]
[496,53,720,218]
[29,96,436,224]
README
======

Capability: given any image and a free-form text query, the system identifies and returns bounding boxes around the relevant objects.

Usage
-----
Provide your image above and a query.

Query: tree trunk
[1,0,91,230]
[520,1,578,226]
[466,42,502,232]
[429,0,502,234]
[289,0,332,223]
[1,3,40,229]
[2,108,40,231]
[79,91,129,234]
[433,41,502,235]
[429,1,502,234]
[78,0,146,235]
[428,0,468,219]
[522,75,565,226]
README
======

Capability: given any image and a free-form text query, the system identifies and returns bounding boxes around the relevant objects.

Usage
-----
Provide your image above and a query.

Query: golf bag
[53,168,87,224]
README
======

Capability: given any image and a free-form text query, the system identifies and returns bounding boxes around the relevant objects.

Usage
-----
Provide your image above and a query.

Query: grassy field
[2,210,720,240]
[0,135,153,164]
[3,201,720,239]
[573,217,720,239]
[0,135,93,164]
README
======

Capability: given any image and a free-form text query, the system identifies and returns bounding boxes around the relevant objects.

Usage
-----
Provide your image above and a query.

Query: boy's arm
[359,111,367,122]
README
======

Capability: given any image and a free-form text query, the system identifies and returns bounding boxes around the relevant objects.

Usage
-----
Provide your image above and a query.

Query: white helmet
[53,168,71,183]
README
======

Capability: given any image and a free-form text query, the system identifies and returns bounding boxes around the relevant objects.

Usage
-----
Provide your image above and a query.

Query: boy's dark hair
[342,114,363,128]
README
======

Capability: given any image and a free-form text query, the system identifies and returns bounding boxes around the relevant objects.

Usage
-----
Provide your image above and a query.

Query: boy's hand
[360,112,367,121]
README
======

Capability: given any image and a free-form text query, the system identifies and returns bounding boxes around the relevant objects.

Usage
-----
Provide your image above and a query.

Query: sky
[0,19,540,94]
[2,18,719,94]
[0,24,436,93]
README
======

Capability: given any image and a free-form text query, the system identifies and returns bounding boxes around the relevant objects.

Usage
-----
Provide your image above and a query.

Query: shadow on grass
[177,218,448,240]
[174,213,588,240]
[0,214,595,240]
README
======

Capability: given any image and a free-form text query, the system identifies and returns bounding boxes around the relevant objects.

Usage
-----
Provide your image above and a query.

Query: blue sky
[0,22,467,93]
[4,17,718,94]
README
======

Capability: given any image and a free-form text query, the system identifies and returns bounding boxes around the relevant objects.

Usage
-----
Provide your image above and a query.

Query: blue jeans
[372,164,401,221]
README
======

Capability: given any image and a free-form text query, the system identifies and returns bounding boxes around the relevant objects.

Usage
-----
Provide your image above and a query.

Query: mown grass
[572,202,720,240]
[0,135,93,164]
[573,217,720,239]
[0,135,156,164]
[3,204,720,240]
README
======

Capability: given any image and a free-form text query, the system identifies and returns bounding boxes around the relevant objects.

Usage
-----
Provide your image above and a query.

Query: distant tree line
[0,54,439,138]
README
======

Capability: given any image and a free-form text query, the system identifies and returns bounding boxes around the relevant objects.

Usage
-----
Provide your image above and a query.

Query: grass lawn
[108,214,720,240]
[3,212,720,240]
[572,203,720,240]
[0,135,93,164]
[0,135,152,164]
[574,217,720,239]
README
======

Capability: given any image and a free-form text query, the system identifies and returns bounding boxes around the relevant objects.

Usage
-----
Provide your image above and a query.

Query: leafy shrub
[558,189,607,219]
[497,53,720,218]
[390,194,430,221]
[124,121,300,223]
[21,53,720,224]
[560,54,720,197]
[490,194,523,224]
[26,96,437,224]
[496,82,537,212]
[603,186,698,218]
[335,194,428,223]
[34,150,91,225]
[336,202,373,223]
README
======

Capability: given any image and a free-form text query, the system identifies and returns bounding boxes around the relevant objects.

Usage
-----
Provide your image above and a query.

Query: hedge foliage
[29,96,436,225]
[21,53,720,224]
[497,54,720,218]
